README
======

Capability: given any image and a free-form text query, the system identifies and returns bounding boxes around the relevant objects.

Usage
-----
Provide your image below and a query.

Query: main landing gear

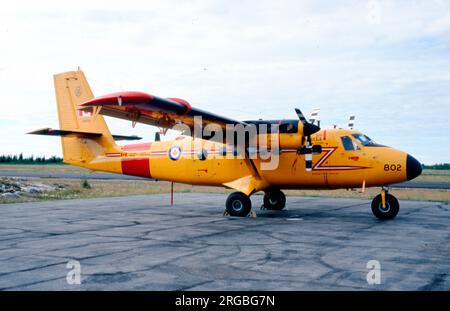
[262,189,286,210]
[371,188,399,220]
[225,192,252,217]
[225,189,287,217]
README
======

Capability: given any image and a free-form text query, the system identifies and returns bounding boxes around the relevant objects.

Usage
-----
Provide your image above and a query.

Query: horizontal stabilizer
[111,134,142,141]
[28,128,141,141]
[28,128,102,138]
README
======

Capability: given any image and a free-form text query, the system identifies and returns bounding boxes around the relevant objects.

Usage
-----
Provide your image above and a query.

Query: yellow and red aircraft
[30,69,422,220]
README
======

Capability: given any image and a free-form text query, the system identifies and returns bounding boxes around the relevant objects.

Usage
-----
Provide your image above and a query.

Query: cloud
[427,12,450,34]
[0,0,449,163]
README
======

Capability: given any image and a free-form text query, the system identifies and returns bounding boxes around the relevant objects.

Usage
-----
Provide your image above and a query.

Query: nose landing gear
[371,188,399,220]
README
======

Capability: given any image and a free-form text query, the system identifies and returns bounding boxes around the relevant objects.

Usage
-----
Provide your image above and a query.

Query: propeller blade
[295,108,322,172]
[348,115,355,129]
[295,108,307,124]
[309,108,320,126]
[295,108,321,136]
[305,152,312,172]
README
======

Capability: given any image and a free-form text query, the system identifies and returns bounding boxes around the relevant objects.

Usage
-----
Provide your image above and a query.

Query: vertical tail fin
[54,70,118,164]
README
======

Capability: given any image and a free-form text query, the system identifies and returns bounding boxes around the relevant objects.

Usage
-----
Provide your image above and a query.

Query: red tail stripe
[121,158,151,178]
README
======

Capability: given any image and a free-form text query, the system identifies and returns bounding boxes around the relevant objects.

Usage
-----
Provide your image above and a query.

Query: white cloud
[427,12,450,34]
[0,0,449,163]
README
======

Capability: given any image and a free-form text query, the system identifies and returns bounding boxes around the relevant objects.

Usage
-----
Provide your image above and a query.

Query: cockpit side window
[341,136,358,151]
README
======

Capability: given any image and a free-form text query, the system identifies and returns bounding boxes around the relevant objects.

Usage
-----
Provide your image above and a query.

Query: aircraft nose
[406,154,422,181]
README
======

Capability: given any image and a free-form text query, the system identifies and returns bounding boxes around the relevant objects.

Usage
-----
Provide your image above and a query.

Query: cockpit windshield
[352,134,377,146]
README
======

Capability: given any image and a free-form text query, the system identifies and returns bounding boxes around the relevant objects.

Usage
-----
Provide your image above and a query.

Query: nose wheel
[262,189,286,210]
[371,190,399,220]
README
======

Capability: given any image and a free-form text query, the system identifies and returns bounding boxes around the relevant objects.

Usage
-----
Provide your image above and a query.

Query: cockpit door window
[340,136,359,151]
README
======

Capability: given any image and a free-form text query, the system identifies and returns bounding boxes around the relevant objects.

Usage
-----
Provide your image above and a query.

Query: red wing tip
[81,91,153,106]
[167,98,192,114]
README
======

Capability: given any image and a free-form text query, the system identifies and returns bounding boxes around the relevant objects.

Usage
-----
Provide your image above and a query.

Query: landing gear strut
[263,189,286,210]
[226,192,252,217]
[371,189,399,220]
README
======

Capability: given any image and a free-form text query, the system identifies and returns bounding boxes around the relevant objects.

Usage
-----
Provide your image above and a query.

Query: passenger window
[341,136,357,151]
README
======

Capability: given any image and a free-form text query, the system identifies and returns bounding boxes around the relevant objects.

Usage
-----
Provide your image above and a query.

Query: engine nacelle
[242,118,322,153]
[251,120,304,151]
[279,132,303,149]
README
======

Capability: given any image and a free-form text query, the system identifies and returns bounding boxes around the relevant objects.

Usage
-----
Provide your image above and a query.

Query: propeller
[295,108,322,172]
[295,108,321,140]
[309,108,320,127]
[347,115,355,129]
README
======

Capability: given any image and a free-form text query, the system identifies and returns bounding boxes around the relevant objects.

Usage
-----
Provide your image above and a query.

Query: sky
[0,0,449,164]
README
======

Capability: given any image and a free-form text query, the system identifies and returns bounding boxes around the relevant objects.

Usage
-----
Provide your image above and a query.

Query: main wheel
[371,193,399,220]
[263,189,286,210]
[226,192,252,217]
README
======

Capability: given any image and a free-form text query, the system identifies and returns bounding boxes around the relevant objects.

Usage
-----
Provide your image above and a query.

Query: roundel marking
[168,146,182,161]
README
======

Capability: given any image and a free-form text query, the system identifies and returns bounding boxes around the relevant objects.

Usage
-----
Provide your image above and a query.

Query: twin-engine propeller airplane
[29,70,422,220]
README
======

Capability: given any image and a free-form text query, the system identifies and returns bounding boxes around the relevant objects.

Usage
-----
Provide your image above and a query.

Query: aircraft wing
[79,92,245,139]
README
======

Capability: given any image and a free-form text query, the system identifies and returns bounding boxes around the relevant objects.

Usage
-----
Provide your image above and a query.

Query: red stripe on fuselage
[121,158,151,178]
[122,143,152,151]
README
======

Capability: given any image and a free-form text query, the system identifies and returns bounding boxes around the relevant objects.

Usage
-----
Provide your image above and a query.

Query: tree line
[0,153,449,169]
[422,163,450,170]
[0,154,63,164]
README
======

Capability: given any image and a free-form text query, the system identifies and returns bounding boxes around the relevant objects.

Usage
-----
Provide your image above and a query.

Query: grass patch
[81,179,91,189]
[0,164,90,174]
[1,178,449,205]
[1,165,450,183]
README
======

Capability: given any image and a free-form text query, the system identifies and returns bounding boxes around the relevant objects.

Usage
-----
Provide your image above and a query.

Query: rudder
[53,70,117,164]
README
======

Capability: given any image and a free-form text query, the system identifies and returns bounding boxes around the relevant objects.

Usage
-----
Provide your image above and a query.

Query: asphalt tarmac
[0,193,448,290]
[1,171,449,189]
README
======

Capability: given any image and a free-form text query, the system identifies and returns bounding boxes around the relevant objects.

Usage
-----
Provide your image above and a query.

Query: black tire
[263,189,286,210]
[371,193,399,220]
[226,192,252,217]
